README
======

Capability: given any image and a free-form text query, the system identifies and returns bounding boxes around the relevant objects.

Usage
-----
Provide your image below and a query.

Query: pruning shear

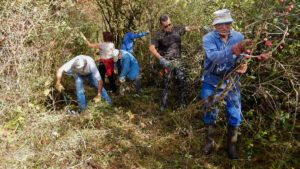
[61,90,78,115]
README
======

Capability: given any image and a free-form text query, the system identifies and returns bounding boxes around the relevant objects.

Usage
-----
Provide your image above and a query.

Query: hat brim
[213,19,233,25]
[129,28,138,32]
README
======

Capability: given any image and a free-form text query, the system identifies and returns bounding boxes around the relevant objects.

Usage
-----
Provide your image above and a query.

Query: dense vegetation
[0,0,299,168]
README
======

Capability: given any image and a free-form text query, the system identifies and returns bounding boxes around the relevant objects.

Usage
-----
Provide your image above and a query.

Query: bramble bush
[0,0,298,168]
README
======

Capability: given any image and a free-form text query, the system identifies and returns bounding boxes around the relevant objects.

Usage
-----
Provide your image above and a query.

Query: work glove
[159,56,170,68]
[56,83,65,93]
[119,78,126,83]
[236,63,247,74]
[119,81,126,96]
[231,39,253,57]
[93,95,101,103]
[114,69,118,74]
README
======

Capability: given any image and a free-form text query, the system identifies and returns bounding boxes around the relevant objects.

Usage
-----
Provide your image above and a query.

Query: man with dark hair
[121,27,148,53]
[200,9,251,159]
[159,14,169,24]
[149,14,204,111]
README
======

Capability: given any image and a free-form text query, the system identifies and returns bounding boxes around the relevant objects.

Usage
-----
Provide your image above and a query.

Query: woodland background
[0,0,299,168]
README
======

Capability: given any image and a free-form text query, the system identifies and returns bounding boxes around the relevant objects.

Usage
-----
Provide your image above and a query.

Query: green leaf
[246,109,254,117]
[28,103,34,108]
[254,133,261,139]
[269,135,277,142]
[248,75,256,79]
[44,80,51,87]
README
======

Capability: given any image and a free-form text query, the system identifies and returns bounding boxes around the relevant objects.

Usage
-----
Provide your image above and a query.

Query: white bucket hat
[71,58,85,72]
[112,49,120,62]
[212,9,234,25]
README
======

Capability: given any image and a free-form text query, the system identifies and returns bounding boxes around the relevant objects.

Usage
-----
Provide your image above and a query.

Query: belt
[206,71,226,77]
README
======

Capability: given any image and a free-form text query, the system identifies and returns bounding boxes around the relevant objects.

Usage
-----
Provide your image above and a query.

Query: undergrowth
[0,0,298,168]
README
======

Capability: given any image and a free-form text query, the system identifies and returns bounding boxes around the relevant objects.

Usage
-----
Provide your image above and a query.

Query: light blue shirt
[121,32,148,53]
[201,30,243,88]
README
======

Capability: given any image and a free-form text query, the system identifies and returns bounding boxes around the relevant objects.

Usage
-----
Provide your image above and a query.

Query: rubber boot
[134,77,141,96]
[119,82,126,96]
[179,91,186,107]
[227,125,238,159]
[202,124,216,155]
[160,91,168,111]
[179,86,186,107]
[99,62,106,84]
[108,74,117,93]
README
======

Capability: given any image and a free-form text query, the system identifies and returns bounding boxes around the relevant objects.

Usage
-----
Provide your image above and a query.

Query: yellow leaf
[17,106,22,112]
[28,103,34,108]
[44,89,51,96]
[126,111,134,120]
[44,80,51,87]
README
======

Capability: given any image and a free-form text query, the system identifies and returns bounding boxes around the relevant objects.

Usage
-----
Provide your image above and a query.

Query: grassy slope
[0,82,298,168]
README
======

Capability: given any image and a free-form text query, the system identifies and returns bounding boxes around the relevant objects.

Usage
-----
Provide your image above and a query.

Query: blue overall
[201,30,243,126]
[121,32,148,53]
[74,74,111,110]
[119,50,139,81]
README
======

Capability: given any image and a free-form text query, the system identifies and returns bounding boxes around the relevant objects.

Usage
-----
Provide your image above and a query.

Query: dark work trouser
[134,76,141,94]
[161,60,187,108]
[99,62,117,92]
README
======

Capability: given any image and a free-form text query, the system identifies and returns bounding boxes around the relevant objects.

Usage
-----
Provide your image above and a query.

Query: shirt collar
[213,29,233,39]
[161,27,173,34]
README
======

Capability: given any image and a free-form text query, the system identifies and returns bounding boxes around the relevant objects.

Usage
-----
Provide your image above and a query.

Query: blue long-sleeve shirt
[201,30,243,89]
[121,32,148,53]
[119,50,139,80]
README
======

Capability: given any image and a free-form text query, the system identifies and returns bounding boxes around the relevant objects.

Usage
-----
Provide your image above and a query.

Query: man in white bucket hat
[200,9,253,159]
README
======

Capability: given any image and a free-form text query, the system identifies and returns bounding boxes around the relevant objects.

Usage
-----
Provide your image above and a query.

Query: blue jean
[201,82,241,126]
[126,63,139,81]
[74,74,111,110]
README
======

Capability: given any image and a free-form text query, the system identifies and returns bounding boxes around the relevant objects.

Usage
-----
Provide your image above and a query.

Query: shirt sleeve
[119,54,130,80]
[90,60,102,81]
[175,26,186,36]
[151,33,160,48]
[60,58,75,72]
[131,32,148,39]
[203,35,234,65]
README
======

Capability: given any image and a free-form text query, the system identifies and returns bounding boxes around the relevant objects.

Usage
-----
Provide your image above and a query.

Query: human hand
[240,39,253,51]
[232,39,253,57]
[93,95,101,103]
[56,83,65,93]
[159,56,170,68]
[203,26,211,33]
[236,63,247,74]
